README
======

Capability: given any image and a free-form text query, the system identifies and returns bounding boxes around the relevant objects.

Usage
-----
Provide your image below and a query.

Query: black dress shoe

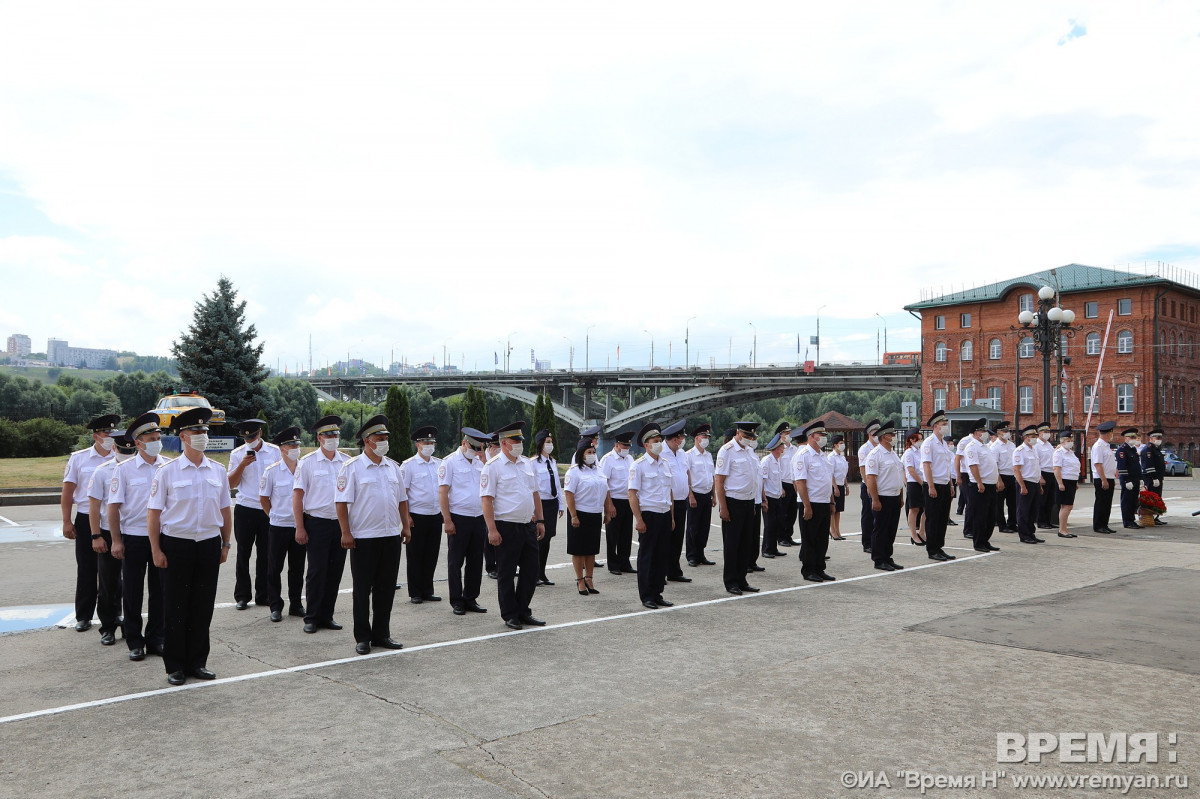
[235,600,249,610]
[929,552,950,561]
[642,600,660,609]
[410,597,423,604]
[505,619,524,630]
[319,619,343,630]
[536,578,554,586]
[946,518,957,525]
[100,631,116,646]
[802,572,824,582]
[778,539,795,547]
[610,568,624,575]
[875,561,896,571]
[699,559,717,565]
[270,610,283,623]
[1019,538,1041,544]
[487,571,499,579]
[146,643,165,656]
[1057,533,1077,539]
[465,602,488,613]
[355,641,371,655]
[452,604,466,615]
[654,597,674,607]
[725,586,743,596]
[372,638,403,649]
[748,564,766,572]
[423,595,442,602]
[189,668,216,681]
[973,547,992,553]
[762,552,777,559]
[289,605,306,617]
[1154,518,1167,526]
[667,575,692,582]
[818,572,836,581]
[1098,527,1116,533]
[887,560,904,569]
[739,584,760,593]
[167,671,186,686]
[622,566,638,574]
[963,532,974,539]
[129,647,145,661]
[1037,523,1055,529]
[941,551,956,560]
[303,622,318,633]
[75,620,92,632]
[1124,524,1142,529]
[987,545,1000,551]
[1031,536,1045,543]
[519,615,546,626]
[687,560,698,567]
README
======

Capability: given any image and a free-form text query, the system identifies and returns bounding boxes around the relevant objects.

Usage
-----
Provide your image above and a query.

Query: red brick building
[904,264,1200,461]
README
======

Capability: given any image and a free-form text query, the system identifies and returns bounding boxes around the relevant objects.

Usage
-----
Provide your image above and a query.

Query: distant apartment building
[47,338,118,369]
[6,333,32,357]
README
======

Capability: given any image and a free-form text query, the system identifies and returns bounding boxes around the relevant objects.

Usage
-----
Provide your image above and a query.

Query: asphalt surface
[0,480,1197,798]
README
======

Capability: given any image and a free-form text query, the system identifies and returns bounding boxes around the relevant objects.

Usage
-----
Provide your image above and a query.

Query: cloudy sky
[1,1,1197,374]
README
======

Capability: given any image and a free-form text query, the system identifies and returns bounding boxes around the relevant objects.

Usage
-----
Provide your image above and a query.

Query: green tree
[383,385,412,462]
[462,385,489,433]
[171,276,269,421]
[531,390,559,457]
[263,377,321,434]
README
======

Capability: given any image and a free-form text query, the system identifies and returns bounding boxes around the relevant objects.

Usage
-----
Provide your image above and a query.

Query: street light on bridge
[685,316,696,369]
[643,329,654,369]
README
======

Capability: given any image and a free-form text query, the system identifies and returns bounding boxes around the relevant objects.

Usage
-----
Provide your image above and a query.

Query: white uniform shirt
[1053,447,1081,480]
[661,445,690,502]
[902,447,924,483]
[228,440,281,509]
[857,439,876,473]
[480,454,538,523]
[865,442,905,496]
[147,456,232,541]
[336,454,407,538]
[438,448,484,517]
[1011,442,1040,485]
[293,450,352,520]
[401,453,442,516]
[964,437,999,484]
[63,445,113,513]
[531,454,563,510]
[1034,438,1055,472]
[955,437,971,474]
[563,463,608,513]
[760,454,783,499]
[990,438,1016,476]
[920,435,955,484]
[259,460,298,528]
[828,450,849,486]
[628,453,674,512]
[87,457,123,531]
[794,444,835,503]
[780,442,796,483]
[1091,438,1117,479]
[685,446,714,493]
[110,453,168,536]
[598,449,633,499]
[718,439,761,502]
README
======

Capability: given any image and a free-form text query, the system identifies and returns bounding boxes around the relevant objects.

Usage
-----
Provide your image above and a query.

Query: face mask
[584,453,597,465]
[322,438,339,452]
[697,437,709,451]
[375,440,391,457]
[1152,438,1163,445]
[817,436,828,448]
[245,434,260,448]
[1000,432,1011,442]
[782,434,791,444]
[543,443,554,455]
[980,433,990,444]
[836,443,845,452]
[98,436,115,451]
[142,440,163,457]
[115,451,136,462]
[1062,441,1074,450]
[419,444,434,457]
[741,438,755,450]
[616,446,628,456]
[1040,432,1051,441]
[286,447,301,462]
[508,443,523,458]
[648,441,663,455]
[187,434,209,452]
[464,447,477,461]
[935,424,946,436]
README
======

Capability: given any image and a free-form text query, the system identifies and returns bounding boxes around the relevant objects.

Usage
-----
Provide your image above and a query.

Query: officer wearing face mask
[716,420,763,595]
[1116,427,1143,529]
[227,418,281,610]
[919,411,958,561]
[293,414,350,634]
[776,423,800,548]
[61,414,119,634]
[599,431,637,575]
[1033,421,1058,529]
[402,426,443,603]
[87,428,136,646]
[483,432,502,579]
[439,428,490,615]
[793,420,836,582]
[1011,424,1046,544]
[531,429,564,587]
[989,421,1018,533]
[659,420,693,584]
[1139,428,1167,526]
[628,421,676,609]
[857,419,881,552]
[684,424,717,567]
[258,427,307,622]
[108,412,170,661]
[962,418,1002,553]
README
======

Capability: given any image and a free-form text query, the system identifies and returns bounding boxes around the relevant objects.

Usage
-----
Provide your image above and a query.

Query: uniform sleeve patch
[337,473,348,492]
[150,478,159,497]
[480,473,489,489]
[110,476,119,493]
[437,465,446,479]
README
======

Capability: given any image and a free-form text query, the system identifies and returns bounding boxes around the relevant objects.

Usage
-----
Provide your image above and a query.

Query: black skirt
[1058,478,1078,505]
[905,482,924,511]
[833,484,847,513]
[567,510,602,556]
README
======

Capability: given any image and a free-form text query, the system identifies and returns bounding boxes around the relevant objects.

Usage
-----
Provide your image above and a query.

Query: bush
[0,417,87,457]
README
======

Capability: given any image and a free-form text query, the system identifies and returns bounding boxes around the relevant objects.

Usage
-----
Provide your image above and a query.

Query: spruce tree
[531,390,559,457]
[463,385,490,433]
[171,277,269,422]
[383,385,413,462]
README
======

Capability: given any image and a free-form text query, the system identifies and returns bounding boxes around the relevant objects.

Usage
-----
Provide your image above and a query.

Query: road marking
[0,515,18,527]
[0,552,993,726]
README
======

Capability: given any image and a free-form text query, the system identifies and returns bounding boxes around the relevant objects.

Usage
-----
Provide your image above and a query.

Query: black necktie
[545,458,557,497]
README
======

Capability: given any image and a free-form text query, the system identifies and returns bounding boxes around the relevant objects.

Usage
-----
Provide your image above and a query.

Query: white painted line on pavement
[0,515,18,527]
[0,552,994,726]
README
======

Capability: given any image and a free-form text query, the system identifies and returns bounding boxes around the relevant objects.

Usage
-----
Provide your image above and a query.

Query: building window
[960,313,972,328]
[961,340,973,361]
[1082,384,1098,414]
[1117,330,1133,354]
[933,388,946,411]
[1086,332,1101,355]
[934,341,947,362]
[1018,293,1034,313]
[935,315,945,330]
[1118,298,1132,315]
[1085,301,1098,319]
[1052,384,1061,414]
[987,387,1002,408]
[1169,330,1177,357]
[1019,386,1033,414]
[1192,387,1196,416]
[989,338,1002,359]
[1117,383,1134,413]
[1019,337,1034,358]
[1172,300,1177,318]
[960,387,974,405]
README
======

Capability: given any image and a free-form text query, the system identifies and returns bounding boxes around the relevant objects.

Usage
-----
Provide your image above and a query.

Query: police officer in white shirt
[258,427,306,622]
[920,410,957,562]
[1012,424,1045,544]
[147,407,233,685]
[61,414,118,633]
[864,421,906,570]
[483,432,501,578]
[857,419,881,553]
[759,432,787,559]
[87,429,135,646]
[599,430,637,575]
[440,428,490,615]
[403,426,443,604]
[776,423,800,548]
[963,418,1002,553]
[716,421,762,595]
[684,424,717,567]
[628,421,676,609]
[794,420,836,582]
[337,415,411,655]
[1090,421,1118,533]
[480,421,546,630]
[659,420,694,583]
[1033,421,1057,529]
[990,421,1018,533]
[227,418,280,610]
[531,429,564,587]
[1052,428,1082,538]
[293,414,351,634]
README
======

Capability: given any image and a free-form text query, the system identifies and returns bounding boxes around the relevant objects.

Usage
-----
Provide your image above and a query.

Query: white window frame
[933,388,946,411]
[1019,386,1033,414]
[1086,332,1100,355]
[989,338,1002,359]
[934,341,947,362]
[1117,383,1134,414]
[1117,330,1133,354]
[1019,337,1034,358]
[961,340,973,361]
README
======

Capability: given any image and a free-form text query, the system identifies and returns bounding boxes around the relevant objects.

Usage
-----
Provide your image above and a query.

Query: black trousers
[667,499,687,578]
[956,472,970,514]
[799,502,831,573]
[780,483,798,542]
[73,511,100,624]
[266,524,305,614]
[859,483,874,549]
[406,513,442,599]
[94,528,123,634]
[121,535,162,651]
[538,498,558,580]
[1015,482,1040,541]
[721,498,757,589]
[762,496,782,556]
[685,490,713,564]
[303,515,346,624]
[745,503,762,570]
[923,482,952,555]
[495,520,539,622]
[636,509,672,602]
[159,535,220,675]
[233,504,270,604]
[351,535,402,644]
[996,474,1017,529]
[969,484,997,549]
[606,497,634,570]
[870,495,903,564]
[1037,471,1058,525]
[1119,479,1140,526]
[1092,478,1114,530]
[485,541,497,574]
[447,513,485,606]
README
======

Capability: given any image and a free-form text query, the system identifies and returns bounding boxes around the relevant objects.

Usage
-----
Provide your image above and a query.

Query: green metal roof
[904,263,1188,311]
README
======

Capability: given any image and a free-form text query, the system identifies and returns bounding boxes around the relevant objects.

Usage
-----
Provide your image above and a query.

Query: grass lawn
[0,365,121,385]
